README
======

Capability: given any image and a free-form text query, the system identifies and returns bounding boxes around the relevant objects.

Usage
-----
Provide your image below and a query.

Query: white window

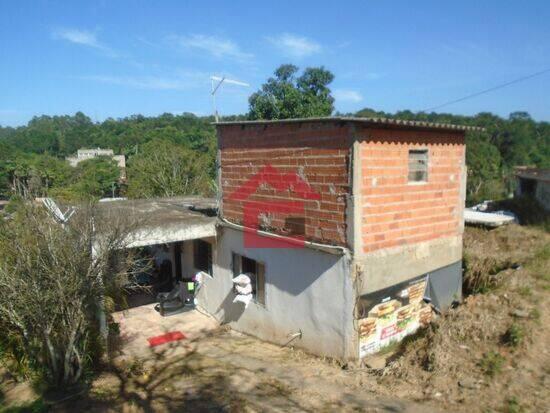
[408,149,428,182]
[232,253,265,305]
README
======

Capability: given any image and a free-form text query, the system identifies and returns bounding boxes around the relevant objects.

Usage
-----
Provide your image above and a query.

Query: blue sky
[1,0,550,126]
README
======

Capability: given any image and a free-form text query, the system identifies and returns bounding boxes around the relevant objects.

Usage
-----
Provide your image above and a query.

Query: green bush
[502,324,524,347]
[479,351,505,377]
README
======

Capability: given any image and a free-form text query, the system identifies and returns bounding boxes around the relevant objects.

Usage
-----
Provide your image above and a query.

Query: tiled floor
[111,303,219,358]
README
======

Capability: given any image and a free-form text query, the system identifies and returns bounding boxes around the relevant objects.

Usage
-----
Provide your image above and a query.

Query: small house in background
[66,148,126,179]
[190,117,478,361]
[515,167,550,210]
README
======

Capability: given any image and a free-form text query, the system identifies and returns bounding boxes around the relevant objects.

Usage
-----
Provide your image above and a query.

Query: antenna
[210,76,250,122]
[41,198,75,225]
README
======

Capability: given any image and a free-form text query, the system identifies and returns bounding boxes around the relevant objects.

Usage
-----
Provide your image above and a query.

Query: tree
[0,141,17,198]
[66,157,121,199]
[465,133,505,203]
[248,64,335,120]
[0,202,137,386]
[126,139,213,198]
[8,153,73,198]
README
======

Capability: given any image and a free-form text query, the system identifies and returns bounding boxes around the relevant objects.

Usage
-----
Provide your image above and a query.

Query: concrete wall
[356,235,463,295]
[196,225,356,360]
[536,181,550,210]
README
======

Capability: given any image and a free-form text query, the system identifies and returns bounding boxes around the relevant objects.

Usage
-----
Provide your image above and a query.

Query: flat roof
[95,196,217,247]
[215,116,484,132]
[515,167,550,182]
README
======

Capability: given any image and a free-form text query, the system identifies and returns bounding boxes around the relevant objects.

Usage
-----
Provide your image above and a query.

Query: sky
[1,0,550,126]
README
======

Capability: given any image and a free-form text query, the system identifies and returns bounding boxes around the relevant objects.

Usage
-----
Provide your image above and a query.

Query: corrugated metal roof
[215,116,484,132]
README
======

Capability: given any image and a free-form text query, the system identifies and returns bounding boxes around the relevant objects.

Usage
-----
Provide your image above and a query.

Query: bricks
[219,121,352,246]
[359,127,465,254]
[218,121,465,252]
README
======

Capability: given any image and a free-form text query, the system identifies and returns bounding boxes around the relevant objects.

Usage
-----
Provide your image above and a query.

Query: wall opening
[194,239,213,275]
[232,253,266,305]
[408,149,429,182]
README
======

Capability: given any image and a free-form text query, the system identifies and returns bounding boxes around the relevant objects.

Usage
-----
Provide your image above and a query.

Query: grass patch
[462,252,514,294]
[502,324,524,348]
[505,396,525,413]
[479,351,505,377]
[527,244,550,283]
[530,308,541,323]
[518,286,532,297]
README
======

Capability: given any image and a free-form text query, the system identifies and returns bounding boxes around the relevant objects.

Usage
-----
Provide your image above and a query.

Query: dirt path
[49,327,436,412]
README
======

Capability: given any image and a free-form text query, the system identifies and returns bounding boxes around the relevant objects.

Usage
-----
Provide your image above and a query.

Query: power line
[422,67,550,112]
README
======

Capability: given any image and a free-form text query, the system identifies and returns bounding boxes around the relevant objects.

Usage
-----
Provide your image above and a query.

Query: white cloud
[80,72,209,91]
[267,33,322,58]
[169,34,253,60]
[53,28,117,57]
[333,89,363,103]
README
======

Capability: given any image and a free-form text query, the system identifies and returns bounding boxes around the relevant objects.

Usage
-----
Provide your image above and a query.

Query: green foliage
[126,139,213,198]
[505,396,525,413]
[0,112,216,200]
[466,133,505,204]
[1,84,549,204]
[5,153,73,198]
[248,64,335,119]
[66,157,120,199]
[0,203,136,387]
[502,323,524,347]
[479,351,505,377]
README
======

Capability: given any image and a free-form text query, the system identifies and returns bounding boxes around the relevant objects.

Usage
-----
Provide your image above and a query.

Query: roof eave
[213,116,484,132]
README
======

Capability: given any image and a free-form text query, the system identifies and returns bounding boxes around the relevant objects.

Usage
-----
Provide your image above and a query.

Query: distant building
[66,148,126,179]
[515,167,550,210]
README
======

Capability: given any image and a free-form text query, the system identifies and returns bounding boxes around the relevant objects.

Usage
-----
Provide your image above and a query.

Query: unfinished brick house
[194,117,474,360]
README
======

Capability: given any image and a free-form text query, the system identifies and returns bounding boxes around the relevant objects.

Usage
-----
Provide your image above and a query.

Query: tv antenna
[210,76,250,122]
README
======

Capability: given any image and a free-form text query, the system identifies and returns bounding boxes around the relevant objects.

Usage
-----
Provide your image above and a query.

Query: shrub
[502,324,524,347]
[479,351,505,377]
[505,396,525,413]
[0,202,137,387]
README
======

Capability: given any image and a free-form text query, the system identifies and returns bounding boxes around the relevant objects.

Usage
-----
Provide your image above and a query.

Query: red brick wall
[219,122,352,246]
[358,127,465,253]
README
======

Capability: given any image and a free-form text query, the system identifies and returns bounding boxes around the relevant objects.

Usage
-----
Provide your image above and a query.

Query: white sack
[233,293,253,308]
[235,283,253,295]
[232,273,251,286]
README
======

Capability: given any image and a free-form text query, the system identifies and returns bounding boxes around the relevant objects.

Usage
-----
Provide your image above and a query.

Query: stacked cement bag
[232,273,253,308]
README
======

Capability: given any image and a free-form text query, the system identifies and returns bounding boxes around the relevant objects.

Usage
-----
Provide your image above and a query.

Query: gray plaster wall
[536,181,550,211]
[196,226,356,360]
[356,235,463,296]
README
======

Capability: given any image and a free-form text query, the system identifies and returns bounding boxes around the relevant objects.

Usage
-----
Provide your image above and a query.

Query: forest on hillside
[0,108,549,205]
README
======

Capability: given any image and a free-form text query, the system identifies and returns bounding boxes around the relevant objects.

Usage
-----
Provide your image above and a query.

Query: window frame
[408,148,429,184]
[232,253,266,306]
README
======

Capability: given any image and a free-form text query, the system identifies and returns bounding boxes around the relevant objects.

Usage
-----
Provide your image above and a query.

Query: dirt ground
[2,224,548,413]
